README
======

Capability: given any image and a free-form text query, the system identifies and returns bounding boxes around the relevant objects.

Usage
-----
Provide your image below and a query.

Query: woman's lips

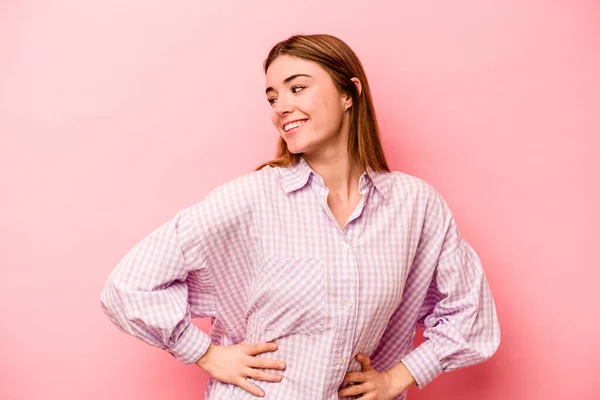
[284,120,308,135]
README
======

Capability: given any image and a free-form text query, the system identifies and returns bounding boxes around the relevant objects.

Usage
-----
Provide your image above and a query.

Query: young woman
[100,34,500,400]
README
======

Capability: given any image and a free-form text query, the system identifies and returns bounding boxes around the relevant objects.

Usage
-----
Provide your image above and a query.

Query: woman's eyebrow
[265,74,314,94]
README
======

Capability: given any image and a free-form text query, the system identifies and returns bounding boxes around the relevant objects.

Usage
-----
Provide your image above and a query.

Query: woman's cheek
[271,112,279,129]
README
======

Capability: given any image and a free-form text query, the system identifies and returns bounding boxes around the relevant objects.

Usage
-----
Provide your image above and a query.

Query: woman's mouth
[283,119,308,134]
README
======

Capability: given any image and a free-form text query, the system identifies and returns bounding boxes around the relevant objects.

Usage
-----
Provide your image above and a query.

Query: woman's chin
[283,141,305,155]
[284,135,318,155]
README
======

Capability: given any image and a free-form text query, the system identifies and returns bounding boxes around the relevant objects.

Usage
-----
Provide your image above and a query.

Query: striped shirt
[100,156,500,399]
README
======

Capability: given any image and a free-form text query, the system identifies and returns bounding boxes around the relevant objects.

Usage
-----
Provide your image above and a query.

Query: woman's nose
[274,95,293,116]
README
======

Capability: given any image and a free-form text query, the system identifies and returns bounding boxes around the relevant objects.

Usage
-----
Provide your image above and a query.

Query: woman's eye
[267,86,304,106]
[292,85,305,93]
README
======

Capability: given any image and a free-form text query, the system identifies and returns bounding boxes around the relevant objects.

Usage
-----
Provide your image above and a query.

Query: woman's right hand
[195,341,286,397]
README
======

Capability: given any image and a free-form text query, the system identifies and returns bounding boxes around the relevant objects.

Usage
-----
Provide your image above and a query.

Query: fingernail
[280,363,286,369]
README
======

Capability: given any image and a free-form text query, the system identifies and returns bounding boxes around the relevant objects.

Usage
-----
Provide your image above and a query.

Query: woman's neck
[303,153,364,201]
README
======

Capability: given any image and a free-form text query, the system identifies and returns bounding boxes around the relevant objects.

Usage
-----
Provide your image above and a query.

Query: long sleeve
[400,185,501,388]
[100,173,257,365]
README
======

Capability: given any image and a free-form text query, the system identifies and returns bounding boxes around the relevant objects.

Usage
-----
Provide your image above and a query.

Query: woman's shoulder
[386,170,454,221]
[385,169,440,200]
[181,166,279,222]
[189,164,280,204]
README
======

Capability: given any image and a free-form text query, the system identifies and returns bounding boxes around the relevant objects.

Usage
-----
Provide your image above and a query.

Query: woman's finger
[343,371,367,382]
[356,393,376,400]
[339,382,368,397]
[245,366,284,382]
[245,341,278,356]
[237,377,265,397]
[247,356,287,371]
[356,353,372,371]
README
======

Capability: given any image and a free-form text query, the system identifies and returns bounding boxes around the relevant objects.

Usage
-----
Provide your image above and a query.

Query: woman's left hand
[337,353,401,400]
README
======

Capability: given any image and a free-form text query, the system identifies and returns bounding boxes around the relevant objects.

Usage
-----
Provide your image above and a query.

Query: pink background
[1,1,599,399]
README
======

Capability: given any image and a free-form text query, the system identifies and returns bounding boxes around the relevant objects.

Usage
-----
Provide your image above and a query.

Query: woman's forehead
[266,55,325,82]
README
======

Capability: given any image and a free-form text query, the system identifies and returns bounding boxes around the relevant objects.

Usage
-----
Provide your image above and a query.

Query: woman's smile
[284,119,308,135]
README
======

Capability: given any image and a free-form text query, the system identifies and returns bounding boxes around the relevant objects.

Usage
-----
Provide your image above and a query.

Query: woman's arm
[100,172,257,365]
[400,184,501,389]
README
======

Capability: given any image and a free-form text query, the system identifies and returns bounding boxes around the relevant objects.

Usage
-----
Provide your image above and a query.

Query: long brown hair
[256,34,389,172]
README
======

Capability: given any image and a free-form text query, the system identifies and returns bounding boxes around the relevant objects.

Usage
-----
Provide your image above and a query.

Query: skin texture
[195,55,417,398]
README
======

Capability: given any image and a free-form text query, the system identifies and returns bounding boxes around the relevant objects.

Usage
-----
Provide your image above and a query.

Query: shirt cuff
[166,322,212,364]
[400,340,443,389]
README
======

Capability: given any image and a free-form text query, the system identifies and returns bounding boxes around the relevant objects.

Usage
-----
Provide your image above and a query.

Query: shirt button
[345,301,353,309]
[337,357,345,365]
[343,243,351,251]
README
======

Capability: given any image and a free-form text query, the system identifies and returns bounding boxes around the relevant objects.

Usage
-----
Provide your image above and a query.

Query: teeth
[284,120,307,132]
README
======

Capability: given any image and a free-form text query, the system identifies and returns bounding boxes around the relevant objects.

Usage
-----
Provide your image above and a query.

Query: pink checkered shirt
[100,156,500,399]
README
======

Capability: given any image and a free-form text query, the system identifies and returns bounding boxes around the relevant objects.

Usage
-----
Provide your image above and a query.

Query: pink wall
[1,1,599,399]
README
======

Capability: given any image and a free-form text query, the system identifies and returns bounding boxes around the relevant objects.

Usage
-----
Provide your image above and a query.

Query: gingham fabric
[100,156,500,399]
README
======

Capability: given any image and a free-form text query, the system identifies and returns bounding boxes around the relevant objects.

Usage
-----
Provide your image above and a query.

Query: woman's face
[265,55,352,157]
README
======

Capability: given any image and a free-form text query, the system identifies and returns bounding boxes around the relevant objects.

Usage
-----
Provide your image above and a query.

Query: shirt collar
[280,156,391,200]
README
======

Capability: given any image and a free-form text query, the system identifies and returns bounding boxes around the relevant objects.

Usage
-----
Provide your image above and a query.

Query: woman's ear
[351,77,362,96]
[344,77,362,111]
